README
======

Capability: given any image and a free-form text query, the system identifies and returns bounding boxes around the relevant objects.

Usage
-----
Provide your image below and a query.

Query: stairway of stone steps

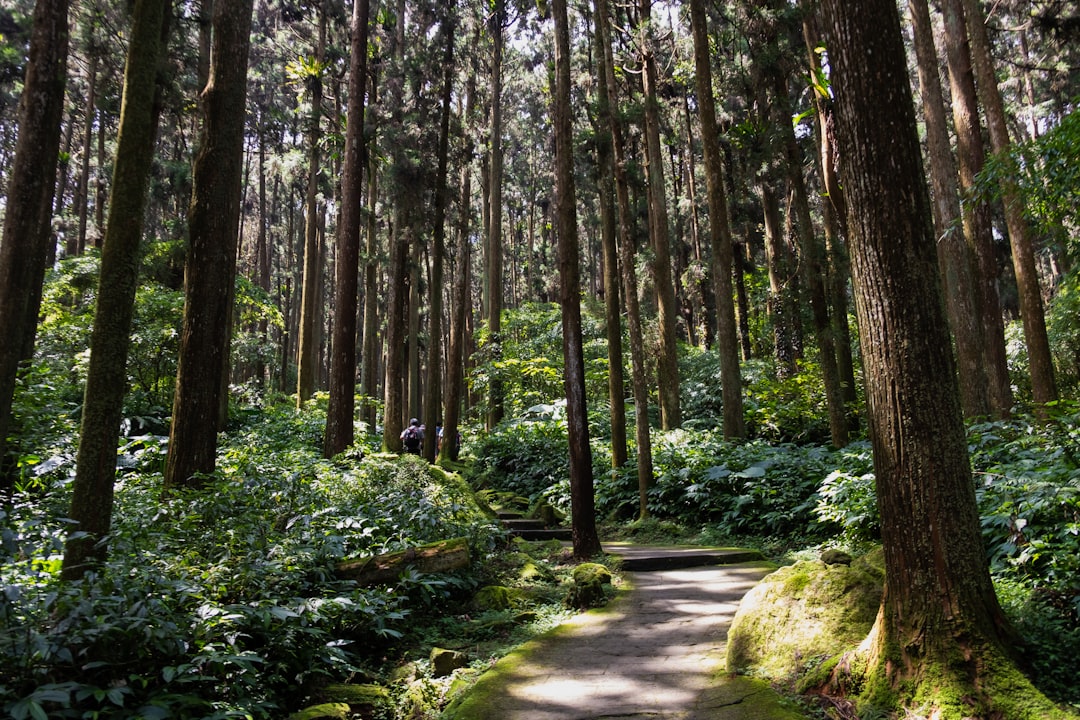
[496,510,572,541]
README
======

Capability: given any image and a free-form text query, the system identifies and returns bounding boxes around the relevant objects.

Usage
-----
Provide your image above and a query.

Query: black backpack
[403,426,421,450]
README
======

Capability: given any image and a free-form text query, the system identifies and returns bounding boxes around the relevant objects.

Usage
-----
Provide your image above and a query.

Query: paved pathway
[444,544,806,720]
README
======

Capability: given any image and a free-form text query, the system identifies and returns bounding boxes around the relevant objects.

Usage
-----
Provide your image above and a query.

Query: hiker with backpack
[400,418,423,454]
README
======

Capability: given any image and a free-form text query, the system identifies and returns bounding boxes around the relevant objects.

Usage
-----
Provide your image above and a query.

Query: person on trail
[400,418,423,454]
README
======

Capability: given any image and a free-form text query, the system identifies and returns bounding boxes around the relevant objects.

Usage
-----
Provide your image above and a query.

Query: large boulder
[726,547,884,681]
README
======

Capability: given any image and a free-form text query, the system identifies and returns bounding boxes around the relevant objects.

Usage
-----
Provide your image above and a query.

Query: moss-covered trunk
[819,1,1075,717]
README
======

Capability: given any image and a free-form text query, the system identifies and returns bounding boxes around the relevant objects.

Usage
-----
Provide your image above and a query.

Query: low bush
[0,405,501,719]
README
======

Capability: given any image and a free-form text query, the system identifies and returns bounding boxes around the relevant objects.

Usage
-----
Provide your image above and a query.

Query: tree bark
[324,0,370,457]
[908,0,991,420]
[761,183,797,378]
[485,0,506,430]
[771,72,847,447]
[381,0,411,452]
[0,0,69,487]
[597,0,653,520]
[940,0,1014,417]
[638,0,680,430]
[961,0,1058,408]
[62,0,169,579]
[553,0,600,560]
[360,68,381,430]
[165,0,255,488]
[296,7,326,407]
[423,15,455,461]
[689,0,745,440]
[819,2,1055,713]
[336,538,470,585]
[592,2,628,468]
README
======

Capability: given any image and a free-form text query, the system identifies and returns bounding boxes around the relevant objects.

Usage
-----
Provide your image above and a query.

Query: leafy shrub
[1,403,500,719]
[469,417,572,500]
[741,359,835,444]
[813,441,878,542]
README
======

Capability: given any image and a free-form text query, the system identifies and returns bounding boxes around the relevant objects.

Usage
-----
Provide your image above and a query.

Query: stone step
[509,528,573,541]
[496,511,524,520]
[501,518,546,531]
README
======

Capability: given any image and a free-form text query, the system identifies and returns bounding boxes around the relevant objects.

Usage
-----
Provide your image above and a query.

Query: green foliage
[995,578,1080,706]
[1,402,501,719]
[469,416,572,500]
[813,442,878,543]
[470,303,611,422]
[1047,271,1080,397]
[974,107,1080,253]
[742,359,836,443]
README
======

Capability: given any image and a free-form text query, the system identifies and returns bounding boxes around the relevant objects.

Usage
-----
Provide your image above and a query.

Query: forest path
[443,543,808,719]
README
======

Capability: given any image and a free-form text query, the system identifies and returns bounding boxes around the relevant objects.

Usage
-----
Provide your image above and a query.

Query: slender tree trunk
[165,0,255,488]
[762,183,797,377]
[74,54,97,256]
[0,0,69,487]
[772,72,847,446]
[381,0,410,451]
[689,0,744,440]
[296,7,326,407]
[818,3,1057,714]
[360,91,380,430]
[597,0,653,520]
[324,0,370,457]
[423,16,454,462]
[591,2,628,468]
[62,0,169,579]
[908,0,991,419]
[961,0,1057,407]
[940,0,1014,417]
[486,0,506,429]
[801,9,859,412]
[638,0,680,430]
[439,40,478,465]
[553,0,600,560]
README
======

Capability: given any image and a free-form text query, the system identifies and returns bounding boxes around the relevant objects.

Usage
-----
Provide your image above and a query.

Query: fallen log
[336,537,470,586]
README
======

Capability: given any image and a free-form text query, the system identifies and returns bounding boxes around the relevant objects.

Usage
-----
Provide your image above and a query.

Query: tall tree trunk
[940,0,1014,417]
[689,0,744,440]
[62,0,169,579]
[801,9,859,412]
[908,0,991,419]
[324,0,370,457]
[638,0,680,430]
[761,183,797,377]
[296,7,326,407]
[818,2,1058,714]
[360,89,380,430]
[381,0,410,452]
[423,15,454,462]
[439,37,478,465]
[772,73,847,446]
[73,52,97,257]
[591,2,628,469]
[597,0,653,520]
[961,0,1058,407]
[553,0,600,560]
[165,0,255,488]
[485,0,506,430]
[0,0,69,487]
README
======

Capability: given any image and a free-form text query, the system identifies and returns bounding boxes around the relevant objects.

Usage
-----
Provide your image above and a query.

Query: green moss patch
[727,548,884,681]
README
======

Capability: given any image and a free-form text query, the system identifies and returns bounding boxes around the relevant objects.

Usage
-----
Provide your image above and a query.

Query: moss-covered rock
[564,562,613,609]
[431,647,469,677]
[726,547,884,681]
[288,702,351,720]
[473,584,523,611]
[319,683,391,709]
